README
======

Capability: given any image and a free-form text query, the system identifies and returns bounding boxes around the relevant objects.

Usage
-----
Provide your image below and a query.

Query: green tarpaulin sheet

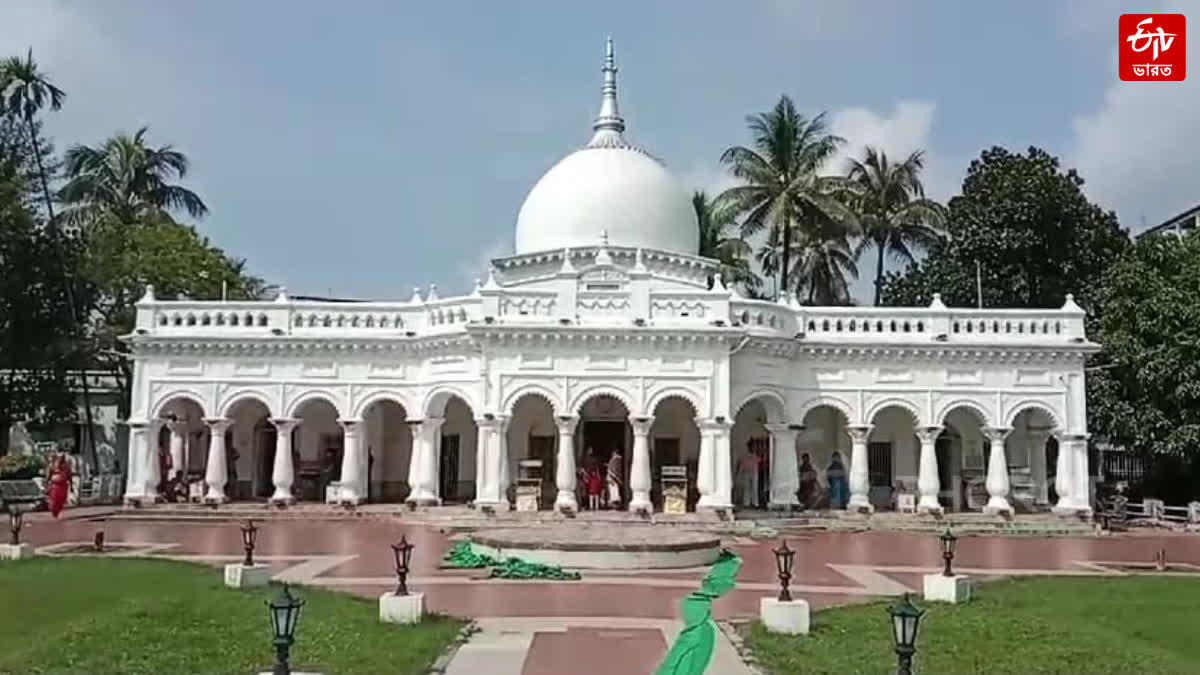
[654,550,743,675]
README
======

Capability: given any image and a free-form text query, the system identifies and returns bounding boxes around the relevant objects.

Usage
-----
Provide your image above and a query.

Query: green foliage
[0,557,464,674]
[0,452,46,479]
[693,191,759,293]
[1089,232,1200,471]
[746,576,1200,674]
[880,146,1128,311]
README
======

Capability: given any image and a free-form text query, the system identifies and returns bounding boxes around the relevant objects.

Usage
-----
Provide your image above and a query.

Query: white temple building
[121,40,1096,516]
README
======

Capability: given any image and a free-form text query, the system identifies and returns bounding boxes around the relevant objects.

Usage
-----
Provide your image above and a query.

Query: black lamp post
[772,540,795,602]
[241,519,258,567]
[939,528,958,577]
[887,593,925,675]
[391,536,414,596]
[8,508,23,546]
[267,583,304,675]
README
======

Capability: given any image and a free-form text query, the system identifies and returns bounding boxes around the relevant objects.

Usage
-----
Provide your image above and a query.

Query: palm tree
[58,126,208,228]
[692,190,758,293]
[718,95,856,300]
[846,147,946,305]
[755,220,857,305]
[0,50,97,464]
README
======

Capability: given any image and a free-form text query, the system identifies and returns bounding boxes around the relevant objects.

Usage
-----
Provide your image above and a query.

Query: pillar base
[224,563,272,588]
[628,494,653,515]
[0,543,33,560]
[917,498,944,515]
[983,498,1013,516]
[923,573,970,603]
[379,592,425,624]
[204,492,228,505]
[554,492,578,516]
[760,597,810,635]
[847,496,874,514]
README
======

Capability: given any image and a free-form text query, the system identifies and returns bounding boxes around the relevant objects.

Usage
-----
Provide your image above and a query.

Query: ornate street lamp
[267,584,305,675]
[939,528,958,577]
[8,508,23,546]
[887,593,925,675]
[772,540,795,601]
[241,519,258,567]
[391,536,415,596]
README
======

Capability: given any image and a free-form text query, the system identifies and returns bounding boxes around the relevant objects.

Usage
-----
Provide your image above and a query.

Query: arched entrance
[155,396,206,500]
[799,404,852,510]
[1009,407,1059,510]
[506,393,557,510]
[360,399,410,503]
[425,392,478,505]
[867,404,920,511]
[575,393,632,510]
[650,395,701,512]
[290,397,340,502]
[223,397,273,501]
[938,405,990,511]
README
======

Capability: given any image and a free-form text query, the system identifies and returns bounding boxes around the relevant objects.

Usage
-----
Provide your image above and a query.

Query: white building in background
[121,41,1096,516]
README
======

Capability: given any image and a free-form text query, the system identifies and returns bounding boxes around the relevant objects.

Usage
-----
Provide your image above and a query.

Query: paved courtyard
[19,514,1200,674]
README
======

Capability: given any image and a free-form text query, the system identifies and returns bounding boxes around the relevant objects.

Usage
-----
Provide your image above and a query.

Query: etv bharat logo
[1120,14,1186,81]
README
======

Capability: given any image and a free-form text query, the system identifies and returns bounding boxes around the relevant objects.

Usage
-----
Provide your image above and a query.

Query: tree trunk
[873,236,886,306]
[779,220,791,302]
[24,115,98,472]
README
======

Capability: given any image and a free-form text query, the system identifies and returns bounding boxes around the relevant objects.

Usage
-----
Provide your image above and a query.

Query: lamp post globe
[939,528,958,577]
[241,519,258,567]
[391,535,415,596]
[887,593,925,675]
[772,540,795,602]
[267,583,304,675]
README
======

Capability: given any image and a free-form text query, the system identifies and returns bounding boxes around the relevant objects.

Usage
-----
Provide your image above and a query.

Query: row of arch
[732,389,1064,430]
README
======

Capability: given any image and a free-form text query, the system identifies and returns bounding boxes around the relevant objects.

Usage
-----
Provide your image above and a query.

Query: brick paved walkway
[20,513,1200,672]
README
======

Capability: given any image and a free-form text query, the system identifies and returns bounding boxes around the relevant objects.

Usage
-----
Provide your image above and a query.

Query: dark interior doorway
[254,422,278,499]
[440,434,460,502]
[581,421,626,464]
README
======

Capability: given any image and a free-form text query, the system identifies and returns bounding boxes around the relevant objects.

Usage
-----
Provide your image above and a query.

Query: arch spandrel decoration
[351,389,416,419]
[1004,400,1064,429]
[568,383,637,416]
[733,389,788,424]
[284,388,347,418]
[501,383,563,417]
[150,389,211,419]
[865,396,923,427]
[646,386,705,419]
[795,394,856,426]
[218,388,279,419]
[935,398,995,428]
[422,385,481,418]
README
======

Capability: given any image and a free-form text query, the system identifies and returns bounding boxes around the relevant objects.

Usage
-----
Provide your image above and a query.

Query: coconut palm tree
[846,147,946,305]
[0,50,97,464]
[58,126,208,228]
[755,220,857,305]
[718,95,856,300]
[693,190,758,293]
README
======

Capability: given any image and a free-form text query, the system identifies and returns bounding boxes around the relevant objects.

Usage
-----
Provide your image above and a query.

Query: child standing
[585,464,604,510]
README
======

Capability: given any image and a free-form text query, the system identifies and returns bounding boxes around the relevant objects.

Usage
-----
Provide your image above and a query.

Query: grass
[744,576,1200,675]
[0,556,465,675]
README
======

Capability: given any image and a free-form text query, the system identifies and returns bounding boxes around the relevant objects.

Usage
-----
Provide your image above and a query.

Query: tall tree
[692,190,758,293]
[718,96,855,300]
[880,146,1128,311]
[58,127,208,228]
[0,50,98,461]
[846,147,946,305]
[1088,232,1200,500]
[755,219,857,305]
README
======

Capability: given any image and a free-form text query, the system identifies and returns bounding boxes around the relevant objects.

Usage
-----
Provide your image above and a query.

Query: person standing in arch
[737,444,762,508]
[606,449,624,510]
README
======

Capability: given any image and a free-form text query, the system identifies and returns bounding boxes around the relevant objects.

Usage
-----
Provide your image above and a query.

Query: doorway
[440,434,460,502]
[582,421,625,464]
[253,422,278,499]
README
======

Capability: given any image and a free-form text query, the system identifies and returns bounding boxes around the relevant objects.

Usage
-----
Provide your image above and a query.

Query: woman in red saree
[45,453,72,518]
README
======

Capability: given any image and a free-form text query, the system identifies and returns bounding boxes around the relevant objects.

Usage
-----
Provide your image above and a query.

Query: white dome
[515,146,698,255]
[513,38,699,256]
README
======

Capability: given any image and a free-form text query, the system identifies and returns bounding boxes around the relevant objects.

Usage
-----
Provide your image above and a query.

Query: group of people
[578,447,623,510]
[736,442,851,510]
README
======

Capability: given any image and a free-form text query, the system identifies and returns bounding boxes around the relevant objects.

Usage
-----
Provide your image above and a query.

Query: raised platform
[468,525,722,569]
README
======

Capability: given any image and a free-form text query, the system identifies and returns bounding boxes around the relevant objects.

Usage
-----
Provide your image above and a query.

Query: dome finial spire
[588,36,625,146]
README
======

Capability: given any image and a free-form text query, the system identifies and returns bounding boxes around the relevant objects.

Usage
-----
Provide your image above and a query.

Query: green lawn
[744,576,1200,675]
[0,556,464,675]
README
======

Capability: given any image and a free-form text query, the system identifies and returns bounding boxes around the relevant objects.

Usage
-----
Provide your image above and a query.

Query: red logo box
[1120,14,1186,81]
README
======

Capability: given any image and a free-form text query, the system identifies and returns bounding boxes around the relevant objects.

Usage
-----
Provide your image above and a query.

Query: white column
[168,419,186,479]
[336,419,363,504]
[1053,430,1072,508]
[475,417,491,503]
[1056,433,1091,513]
[553,416,579,514]
[982,426,1012,515]
[497,416,511,503]
[916,426,943,514]
[1072,434,1092,513]
[473,415,510,509]
[629,416,654,514]
[270,418,299,504]
[405,421,423,503]
[123,420,150,503]
[696,421,715,507]
[765,424,799,509]
[1026,429,1051,505]
[409,418,444,505]
[203,418,231,503]
[145,419,163,499]
[847,424,873,513]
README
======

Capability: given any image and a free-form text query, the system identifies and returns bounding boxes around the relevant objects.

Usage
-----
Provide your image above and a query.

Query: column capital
[763,423,794,434]
[915,426,944,443]
[409,417,445,432]
[554,415,579,434]
[337,417,362,428]
[1052,431,1090,444]
[166,418,189,433]
[846,424,873,442]
[982,426,1012,442]
[631,416,655,435]
[123,418,154,430]
[203,417,232,431]
[474,413,509,429]
[696,417,732,432]
[271,417,301,431]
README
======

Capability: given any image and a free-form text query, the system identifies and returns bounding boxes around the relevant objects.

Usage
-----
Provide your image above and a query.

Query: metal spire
[588,36,626,147]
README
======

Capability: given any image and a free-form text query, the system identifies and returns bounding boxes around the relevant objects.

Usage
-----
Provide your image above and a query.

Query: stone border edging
[719,620,768,675]
[426,620,479,675]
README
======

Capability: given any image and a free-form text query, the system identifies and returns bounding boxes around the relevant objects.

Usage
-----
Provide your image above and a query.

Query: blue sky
[2,0,1195,301]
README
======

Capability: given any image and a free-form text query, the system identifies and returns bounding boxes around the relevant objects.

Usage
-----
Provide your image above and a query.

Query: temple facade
[121,41,1097,516]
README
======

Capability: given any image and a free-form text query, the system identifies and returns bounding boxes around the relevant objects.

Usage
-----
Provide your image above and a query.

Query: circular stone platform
[468,525,721,570]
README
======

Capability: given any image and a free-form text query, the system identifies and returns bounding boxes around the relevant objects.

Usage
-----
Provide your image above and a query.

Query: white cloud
[1067,1,1199,229]
[828,101,955,200]
[459,238,510,288]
